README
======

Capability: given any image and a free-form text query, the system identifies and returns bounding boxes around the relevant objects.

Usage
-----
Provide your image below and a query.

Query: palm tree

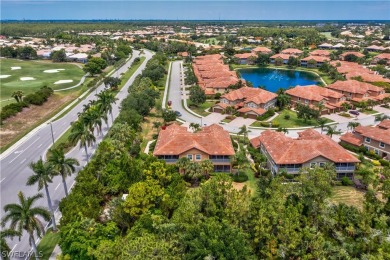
[366,99,375,110]
[277,93,291,110]
[176,157,190,175]
[238,125,250,144]
[189,122,201,132]
[0,229,21,260]
[96,90,118,126]
[80,105,103,135]
[317,118,328,134]
[11,90,24,103]
[325,126,341,138]
[1,192,50,260]
[341,102,350,112]
[68,120,96,162]
[47,148,80,197]
[347,121,360,132]
[200,160,214,178]
[27,158,57,232]
[316,101,325,115]
[276,126,289,134]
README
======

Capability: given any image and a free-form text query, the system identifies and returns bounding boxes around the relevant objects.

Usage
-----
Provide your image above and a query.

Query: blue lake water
[239,68,321,93]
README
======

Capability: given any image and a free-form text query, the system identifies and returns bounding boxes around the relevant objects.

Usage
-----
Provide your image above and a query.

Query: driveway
[226,117,256,128]
[202,113,226,126]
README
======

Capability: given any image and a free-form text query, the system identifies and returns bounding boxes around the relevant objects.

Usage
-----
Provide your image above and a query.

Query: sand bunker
[20,77,35,81]
[11,67,21,70]
[0,75,11,79]
[44,69,65,73]
[54,80,73,84]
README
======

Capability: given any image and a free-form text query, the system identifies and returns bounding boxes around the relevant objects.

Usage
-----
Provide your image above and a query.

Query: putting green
[0,59,85,101]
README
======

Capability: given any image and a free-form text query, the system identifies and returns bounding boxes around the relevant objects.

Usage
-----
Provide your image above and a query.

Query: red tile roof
[377,119,390,130]
[301,56,329,62]
[234,53,256,59]
[193,54,239,92]
[222,87,277,105]
[330,61,390,83]
[252,46,272,54]
[281,48,303,55]
[310,50,331,57]
[340,132,363,146]
[153,124,235,156]
[326,80,384,95]
[270,53,292,60]
[373,53,390,60]
[340,51,365,58]
[354,125,390,145]
[237,107,266,116]
[252,129,360,164]
[286,85,344,102]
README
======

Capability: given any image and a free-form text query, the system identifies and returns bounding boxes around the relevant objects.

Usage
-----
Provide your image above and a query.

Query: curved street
[0,49,154,257]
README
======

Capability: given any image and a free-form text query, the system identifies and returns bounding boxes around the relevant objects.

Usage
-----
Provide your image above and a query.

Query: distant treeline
[1,20,389,37]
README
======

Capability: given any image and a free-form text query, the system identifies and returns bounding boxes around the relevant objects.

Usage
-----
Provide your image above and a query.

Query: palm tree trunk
[61,174,69,197]
[110,111,114,126]
[84,144,89,162]
[30,234,40,260]
[44,184,57,232]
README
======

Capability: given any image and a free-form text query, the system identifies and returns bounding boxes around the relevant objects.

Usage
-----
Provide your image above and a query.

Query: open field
[0,59,85,101]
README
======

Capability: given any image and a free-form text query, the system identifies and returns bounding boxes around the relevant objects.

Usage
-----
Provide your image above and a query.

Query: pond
[238,67,321,93]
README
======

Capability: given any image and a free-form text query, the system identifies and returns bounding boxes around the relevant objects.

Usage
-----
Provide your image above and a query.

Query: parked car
[175,111,182,117]
[349,110,360,116]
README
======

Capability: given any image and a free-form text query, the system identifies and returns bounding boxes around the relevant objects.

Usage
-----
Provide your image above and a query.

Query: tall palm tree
[238,125,250,144]
[347,121,360,132]
[68,120,96,162]
[326,126,341,138]
[96,90,118,126]
[317,118,327,134]
[200,160,214,178]
[27,159,57,232]
[0,229,21,260]
[1,192,50,260]
[47,148,80,197]
[176,157,190,175]
[316,101,325,115]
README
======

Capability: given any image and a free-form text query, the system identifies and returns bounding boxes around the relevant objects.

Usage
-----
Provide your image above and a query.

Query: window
[187,154,193,160]
[298,97,301,101]
[380,142,385,148]
[365,137,371,143]
[305,99,309,104]
[319,162,326,167]
[195,154,201,161]
[310,162,316,168]
[364,146,369,151]
[375,149,379,155]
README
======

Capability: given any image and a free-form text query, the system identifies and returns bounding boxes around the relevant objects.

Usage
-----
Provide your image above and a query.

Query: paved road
[0,49,154,258]
[169,60,390,139]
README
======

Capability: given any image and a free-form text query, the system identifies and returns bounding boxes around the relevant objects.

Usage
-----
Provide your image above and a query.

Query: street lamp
[48,121,55,145]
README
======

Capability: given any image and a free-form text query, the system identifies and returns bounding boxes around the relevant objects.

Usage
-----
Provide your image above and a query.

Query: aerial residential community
[0,1,390,259]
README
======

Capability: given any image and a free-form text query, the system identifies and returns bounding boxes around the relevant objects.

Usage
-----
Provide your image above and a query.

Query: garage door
[213,107,224,113]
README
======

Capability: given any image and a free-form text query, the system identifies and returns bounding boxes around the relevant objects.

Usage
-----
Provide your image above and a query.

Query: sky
[1,0,390,20]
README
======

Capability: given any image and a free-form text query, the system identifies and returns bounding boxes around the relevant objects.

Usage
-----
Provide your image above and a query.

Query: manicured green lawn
[0,59,85,100]
[359,109,379,115]
[252,109,333,128]
[188,100,214,116]
[117,56,146,90]
[33,229,61,260]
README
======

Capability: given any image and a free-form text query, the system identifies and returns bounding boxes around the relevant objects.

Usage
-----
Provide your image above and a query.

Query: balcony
[280,168,300,173]
[163,159,178,163]
[210,159,231,163]
[335,166,355,172]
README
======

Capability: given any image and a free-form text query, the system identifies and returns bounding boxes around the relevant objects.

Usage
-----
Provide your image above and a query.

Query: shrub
[379,159,390,167]
[0,101,29,123]
[284,114,290,120]
[341,177,353,186]
[260,122,270,127]
[230,171,248,183]
[24,93,45,105]
[372,160,381,166]
[271,121,280,128]
[257,109,275,121]
[214,93,222,99]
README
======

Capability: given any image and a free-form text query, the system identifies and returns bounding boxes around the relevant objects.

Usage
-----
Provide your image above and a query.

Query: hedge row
[1,86,53,124]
